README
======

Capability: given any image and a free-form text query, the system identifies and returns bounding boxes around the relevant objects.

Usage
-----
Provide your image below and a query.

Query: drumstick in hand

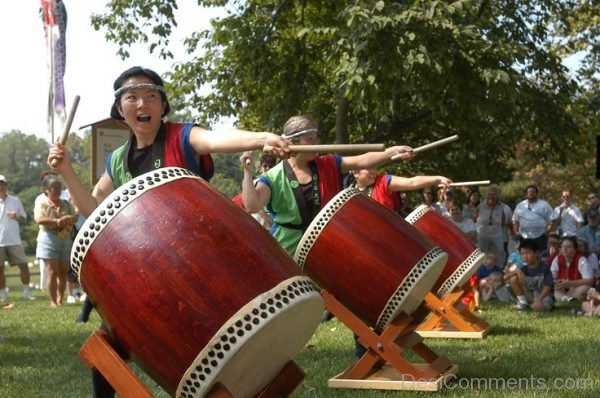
[51,95,81,167]
[390,135,459,161]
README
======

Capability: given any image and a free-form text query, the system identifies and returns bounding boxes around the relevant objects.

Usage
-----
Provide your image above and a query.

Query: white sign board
[92,128,129,183]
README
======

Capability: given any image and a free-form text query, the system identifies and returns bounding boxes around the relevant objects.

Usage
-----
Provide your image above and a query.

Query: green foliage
[92,0,596,188]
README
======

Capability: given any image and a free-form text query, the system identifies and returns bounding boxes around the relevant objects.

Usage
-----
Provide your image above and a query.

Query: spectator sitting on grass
[579,288,600,317]
[551,236,594,302]
[477,251,504,301]
[510,239,554,312]
[503,246,527,287]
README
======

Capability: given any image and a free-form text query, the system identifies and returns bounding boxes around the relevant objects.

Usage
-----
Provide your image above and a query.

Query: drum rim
[294,187,361,268]
[405,203,430,224]
[70,167,200,285]
[436,248,486,297]
[176,276,322,398]
[375,247,447,333]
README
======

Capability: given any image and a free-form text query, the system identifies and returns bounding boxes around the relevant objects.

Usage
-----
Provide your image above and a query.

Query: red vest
[313,155,343,206]
[556,253,583,280]
[370,174,402,211]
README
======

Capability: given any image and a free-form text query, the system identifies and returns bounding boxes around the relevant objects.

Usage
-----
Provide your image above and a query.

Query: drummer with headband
[47,66,291,398]
[345,168,452,213]
[240,114,414,257]
[48,66,291,219]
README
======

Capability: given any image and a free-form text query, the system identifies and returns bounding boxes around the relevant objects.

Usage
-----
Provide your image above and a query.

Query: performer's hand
[438,177,453,188]
[387,145,414,161]
[263,133,290,159]
[48,143,71,172]
[240,151,254,173]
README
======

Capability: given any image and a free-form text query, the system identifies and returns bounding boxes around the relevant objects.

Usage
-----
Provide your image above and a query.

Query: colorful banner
[40,0,67,138]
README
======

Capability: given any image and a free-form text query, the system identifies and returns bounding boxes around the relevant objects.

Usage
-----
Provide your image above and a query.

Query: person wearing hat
[0,175,34,303]
[47,66,292,398]
[48,66,291,219]
[578,208,600,258]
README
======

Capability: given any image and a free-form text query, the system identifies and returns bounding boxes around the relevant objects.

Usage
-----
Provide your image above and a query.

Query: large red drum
[71,167,323,398]
[405,205,485,297]
[294,189,447,333]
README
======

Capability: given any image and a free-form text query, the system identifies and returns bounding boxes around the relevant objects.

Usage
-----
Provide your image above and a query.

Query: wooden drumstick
[390,135,459,161]
[288,144,385,153]
[51,95,81,167]
[447,180,491,187]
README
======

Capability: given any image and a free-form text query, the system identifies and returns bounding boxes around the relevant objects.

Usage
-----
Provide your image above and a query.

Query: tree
[91,0,595,186]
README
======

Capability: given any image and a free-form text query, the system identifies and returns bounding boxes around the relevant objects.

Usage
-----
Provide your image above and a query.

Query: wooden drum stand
[79,331,305,398]
[322,290,458,392]
[417,286,490,339]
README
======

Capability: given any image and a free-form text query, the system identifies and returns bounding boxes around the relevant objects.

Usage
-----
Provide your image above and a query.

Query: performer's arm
[48,143,113,217]
[240,152,271,214]
[388,175,452,192]
[340,145,414,173]
[190,127,290,158]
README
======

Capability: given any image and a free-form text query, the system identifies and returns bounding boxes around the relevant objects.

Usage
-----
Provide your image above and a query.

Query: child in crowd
[477,252,504,301]
[508,239,554,312]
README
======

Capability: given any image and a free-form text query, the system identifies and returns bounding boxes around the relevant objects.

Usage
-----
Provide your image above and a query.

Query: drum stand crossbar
[417,288,490,339]
[321,290,458,392]
[79,331,305,398]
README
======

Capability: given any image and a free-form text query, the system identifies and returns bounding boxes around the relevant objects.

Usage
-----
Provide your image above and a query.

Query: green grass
[2,265,600,397]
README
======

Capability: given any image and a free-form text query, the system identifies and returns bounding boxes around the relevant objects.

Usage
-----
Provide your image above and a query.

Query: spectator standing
[0,175,35,303]
[551,236,594,301]
[462,189,481,222]
[512,184,556,253]
[578,208,600,257]
[476,187,512,266]
[583,192,600,225]
[34,175,77,307]
[437,186,455,218]
[447,200,477,242]
[421,187,442,213]
[552,190,583,237]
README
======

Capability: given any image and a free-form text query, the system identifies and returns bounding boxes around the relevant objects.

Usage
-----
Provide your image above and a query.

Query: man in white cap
[0,175,35,302]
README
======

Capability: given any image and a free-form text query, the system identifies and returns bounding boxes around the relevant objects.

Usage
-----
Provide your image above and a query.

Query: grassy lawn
[2,264,599,397]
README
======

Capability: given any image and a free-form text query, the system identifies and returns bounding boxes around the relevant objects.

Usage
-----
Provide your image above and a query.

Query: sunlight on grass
[2,264,599,397]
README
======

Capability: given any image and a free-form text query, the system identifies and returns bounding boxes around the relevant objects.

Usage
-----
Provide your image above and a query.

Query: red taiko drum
[405,205,485,297]
[294,189,447,333]
[71,167,323,398]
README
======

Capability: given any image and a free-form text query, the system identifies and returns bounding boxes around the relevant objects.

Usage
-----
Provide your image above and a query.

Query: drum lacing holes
[252,317,260,324]
[235,320,243,327]
[193,382,200,388]
[220,335,229,342]
[106,202,113,209]
[199,374,205,381]
[230,335,237,343]
[89,232,95,239]
[260,311,268,319]
[260,303,267,309]
[115,203,121,209]
[223,344,230,351]
[208,350,215,358]
[243,314,251,321]
[204,367,211,375]
[216,352,224,359]
[214,343,222,350]
[122,196,129,202]
[252,308,260,315]
[129,190,136,196]
[201,358,209,365]
[237,329,244,337]
[210,360,218,367]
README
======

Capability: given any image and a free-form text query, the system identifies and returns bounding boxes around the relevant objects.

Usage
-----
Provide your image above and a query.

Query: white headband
[281,128,318,140]
[114,83,165,97]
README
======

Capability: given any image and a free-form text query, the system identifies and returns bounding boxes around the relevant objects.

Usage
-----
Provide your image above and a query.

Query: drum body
[405,205,485,297]
[294,189,447,333]
[71,168,323,398]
